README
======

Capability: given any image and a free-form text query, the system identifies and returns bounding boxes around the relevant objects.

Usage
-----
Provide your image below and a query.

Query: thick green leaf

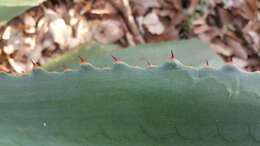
[0,60,259,145]
[0,0,44,25]
[43,39,223,71]
[0,0,44,6]
[0,6,29,24]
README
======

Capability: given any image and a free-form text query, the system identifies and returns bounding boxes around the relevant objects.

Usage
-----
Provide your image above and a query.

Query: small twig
[108,0,145,44]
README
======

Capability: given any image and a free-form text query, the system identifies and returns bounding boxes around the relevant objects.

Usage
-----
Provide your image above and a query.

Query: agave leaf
[0,0,44,6]
[0,0,44,25]
[43,39,224,71]
[0,59,259,146]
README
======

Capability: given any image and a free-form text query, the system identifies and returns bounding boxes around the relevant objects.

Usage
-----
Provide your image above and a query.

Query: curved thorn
[133,64,140,69]
[31,59,36,66]
[79,56,87,64]
[205,59,209,66]
[171,50,175,60]
[146,61,151,66]
[31,59,40,68]
[112,55,119,62]
[146,61,155,69]
[63,65,69,71]
[112,55,123,64]
[229,57,233,64]
[226,56,233,64]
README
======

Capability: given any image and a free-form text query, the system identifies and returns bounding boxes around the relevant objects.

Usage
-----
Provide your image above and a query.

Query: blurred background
[0,0,259,73]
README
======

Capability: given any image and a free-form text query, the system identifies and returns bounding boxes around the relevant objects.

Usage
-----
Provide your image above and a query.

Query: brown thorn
[63,64,69,71]
[79,56,88,64]
[205,59,209,66]
[112,55,119,62]
[228,57,233,64]
[146,61,151,66]
[112,55,123,64]
[147,61,155,69]
[31,59,36,66]
[171,50,175,60]
[31,59,40,68]
[133,64,140,69]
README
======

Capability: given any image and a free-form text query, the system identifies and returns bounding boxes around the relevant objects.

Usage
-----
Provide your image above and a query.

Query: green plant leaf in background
[43,39,224,71]
[0,0,44,25]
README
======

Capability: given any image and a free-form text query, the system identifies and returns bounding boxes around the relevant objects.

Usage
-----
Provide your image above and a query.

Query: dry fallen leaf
[93,19,124,44]
[143,11,165,35]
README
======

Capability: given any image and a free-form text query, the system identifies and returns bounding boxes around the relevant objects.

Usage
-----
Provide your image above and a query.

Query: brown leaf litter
[1,0,260,73]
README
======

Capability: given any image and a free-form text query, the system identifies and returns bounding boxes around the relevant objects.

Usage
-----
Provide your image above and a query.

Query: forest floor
[0,0,259,73]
